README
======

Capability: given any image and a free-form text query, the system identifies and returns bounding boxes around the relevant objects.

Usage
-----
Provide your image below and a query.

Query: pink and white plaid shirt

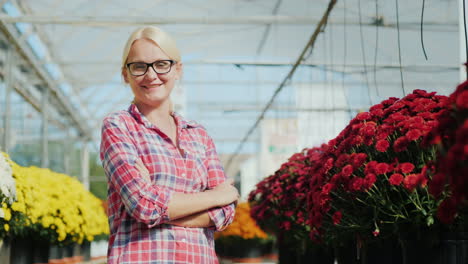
[100,104,235,264]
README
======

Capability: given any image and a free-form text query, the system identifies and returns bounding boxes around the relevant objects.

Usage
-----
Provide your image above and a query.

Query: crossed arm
[134,159,238,228]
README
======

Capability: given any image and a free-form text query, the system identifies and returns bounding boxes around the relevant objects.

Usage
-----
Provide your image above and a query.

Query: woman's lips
[143,84,162,90]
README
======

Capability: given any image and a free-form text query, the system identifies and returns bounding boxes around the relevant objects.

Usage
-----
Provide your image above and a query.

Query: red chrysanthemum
[375,139,390,152]
[351,153,368,168]
[341,164,354,177]
[375,163,390,175]
[349,177,364,191]
[389,173,404,186]
[403,173,421,192]
[437,197,457,224]
[364,173,377,189]
[393,136,409,152]
[406,129,422,141]
[455,90,468,109]
[332,211,343,225]
[399,162,415,174]
[356,112,372,121]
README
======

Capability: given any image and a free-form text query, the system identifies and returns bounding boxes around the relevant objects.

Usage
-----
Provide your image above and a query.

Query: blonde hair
[121,26,181,69]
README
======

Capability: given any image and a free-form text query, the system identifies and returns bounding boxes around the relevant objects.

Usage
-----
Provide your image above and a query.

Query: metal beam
[2,45,12,152]
[0,19,92,139]
[49,59,459,70]
[41,86,49,168]
[0,14,458,27]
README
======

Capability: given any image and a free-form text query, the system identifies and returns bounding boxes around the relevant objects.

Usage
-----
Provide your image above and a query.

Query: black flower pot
[278,238,334,264]
[81,241,91,261]
[31,238,50,263]
[10,236,33,264]
[401,231,468,264]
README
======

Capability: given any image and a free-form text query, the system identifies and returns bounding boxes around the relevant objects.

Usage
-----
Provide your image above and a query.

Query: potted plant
[306,89,459,263]
[249,146,334,264]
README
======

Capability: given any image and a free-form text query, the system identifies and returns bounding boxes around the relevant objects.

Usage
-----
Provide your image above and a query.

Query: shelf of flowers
[0,152,109,264]
[249,83,467,264]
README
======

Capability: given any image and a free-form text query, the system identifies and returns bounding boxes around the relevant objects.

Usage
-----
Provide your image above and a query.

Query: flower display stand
[0,239,11,264]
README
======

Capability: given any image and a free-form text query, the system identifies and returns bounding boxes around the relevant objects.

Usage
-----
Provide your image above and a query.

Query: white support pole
[41,87,49,168]
[63,129,70,175]
[81,141,90,190]
[461,0,467,81]
[2,46,12,153]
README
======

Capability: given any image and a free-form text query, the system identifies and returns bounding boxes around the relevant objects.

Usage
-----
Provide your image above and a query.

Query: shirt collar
[128,104,199,129]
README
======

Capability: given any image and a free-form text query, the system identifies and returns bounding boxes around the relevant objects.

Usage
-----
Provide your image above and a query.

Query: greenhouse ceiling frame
[0,18,92,140]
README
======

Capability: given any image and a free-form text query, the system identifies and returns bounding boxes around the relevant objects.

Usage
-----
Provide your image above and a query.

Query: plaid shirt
[100,104,235,264]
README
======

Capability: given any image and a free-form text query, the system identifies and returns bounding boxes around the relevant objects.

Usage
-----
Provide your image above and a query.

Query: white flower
[0,153,16,204]
[0,208,4,219]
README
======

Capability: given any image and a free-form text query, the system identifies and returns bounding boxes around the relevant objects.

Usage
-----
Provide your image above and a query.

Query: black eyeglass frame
[126,60,176,76]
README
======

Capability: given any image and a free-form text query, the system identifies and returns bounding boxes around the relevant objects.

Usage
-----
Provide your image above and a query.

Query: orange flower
[215,202,268,240]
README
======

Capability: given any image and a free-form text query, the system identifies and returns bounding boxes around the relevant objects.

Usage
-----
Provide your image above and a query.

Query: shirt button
[181,173,186,177]
[181,238,186,242]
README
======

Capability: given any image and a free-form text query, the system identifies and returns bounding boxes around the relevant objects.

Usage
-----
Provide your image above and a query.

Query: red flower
[352,153,368,168]
[375,163,390,175]
[281,221,292,230]
[389,173,404,186]
[364,161,378,174]
[356,112,372,121]
[364,173,377,189]
[403,173,423,191]
[437,197,457,224]
[375,139,390,152]
[352,135,364,146]
[455,90,468,109]
[428,173,445,198]
[406,129,422,141]
[393,136,409,152]
[373,229,380,237]
[349,177,364,191]
[284,211,294,218]
[332,211,343,225]
[322,183,334,195]
[324,158,334,173]
[399,162,415,174]
[341,164,354,177]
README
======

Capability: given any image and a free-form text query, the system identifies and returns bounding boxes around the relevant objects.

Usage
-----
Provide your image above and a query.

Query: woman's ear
[122,68,129,83]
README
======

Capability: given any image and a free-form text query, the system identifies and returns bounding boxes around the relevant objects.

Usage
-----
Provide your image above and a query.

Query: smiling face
[123,38,182,107]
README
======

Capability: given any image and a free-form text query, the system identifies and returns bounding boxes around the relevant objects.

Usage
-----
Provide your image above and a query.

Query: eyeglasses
[126,60,175,76]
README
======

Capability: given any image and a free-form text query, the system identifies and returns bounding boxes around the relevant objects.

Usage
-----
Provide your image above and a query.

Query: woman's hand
[135,158,151,182]
[207,178,239,207]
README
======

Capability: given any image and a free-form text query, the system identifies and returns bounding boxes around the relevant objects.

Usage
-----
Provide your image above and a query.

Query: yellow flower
[3,208,11,221]
[4,224,9,232]
[4,152,109,243]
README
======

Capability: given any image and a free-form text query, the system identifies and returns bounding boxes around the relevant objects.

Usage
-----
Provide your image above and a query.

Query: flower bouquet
[306,90,452,261]
[215,202,273,261]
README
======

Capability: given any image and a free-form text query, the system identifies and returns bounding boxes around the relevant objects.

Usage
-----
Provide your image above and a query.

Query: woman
[100,26,239,263]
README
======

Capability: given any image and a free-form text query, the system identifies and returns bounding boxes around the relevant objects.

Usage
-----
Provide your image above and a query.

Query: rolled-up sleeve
[100,116,173,227]
[203,136,236,231]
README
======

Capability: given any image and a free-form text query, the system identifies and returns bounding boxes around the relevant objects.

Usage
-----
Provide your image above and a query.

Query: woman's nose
[144,66,160,80]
